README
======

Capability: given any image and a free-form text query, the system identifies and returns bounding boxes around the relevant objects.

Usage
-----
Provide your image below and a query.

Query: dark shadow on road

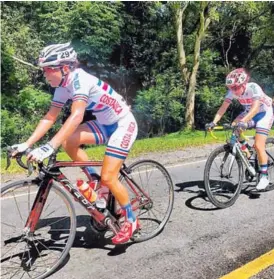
[241,182,261,199]
[242,181,274,197]
[175,180,205,194]
[73,215,133,255]
[39,215,133,278]
[185,194,220,211]
[175,180,219,211]
[176,179,274,212]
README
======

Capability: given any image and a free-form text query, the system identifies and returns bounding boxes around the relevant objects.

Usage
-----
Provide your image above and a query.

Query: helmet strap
[59,67,68,87]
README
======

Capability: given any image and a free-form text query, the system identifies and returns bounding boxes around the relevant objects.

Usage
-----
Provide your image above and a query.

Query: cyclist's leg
[254,110,274,190]
[100,113,139,244]
[62,120,107,160]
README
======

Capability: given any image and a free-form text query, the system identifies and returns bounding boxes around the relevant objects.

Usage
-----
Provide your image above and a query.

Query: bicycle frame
[24,159,152,236]
[212,127,274,179]
[119,167,152,211]
[231,142,256,177]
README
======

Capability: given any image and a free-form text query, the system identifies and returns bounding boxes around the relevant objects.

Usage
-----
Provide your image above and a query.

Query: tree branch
[1,51,39,70]
[225,21,237,69]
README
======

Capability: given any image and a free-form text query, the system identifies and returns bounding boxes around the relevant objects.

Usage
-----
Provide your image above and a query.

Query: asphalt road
[1,158,274,279]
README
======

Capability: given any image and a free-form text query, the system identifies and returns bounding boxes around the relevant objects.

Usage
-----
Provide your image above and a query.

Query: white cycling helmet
[38,42,77,68]
[225,68,250,89]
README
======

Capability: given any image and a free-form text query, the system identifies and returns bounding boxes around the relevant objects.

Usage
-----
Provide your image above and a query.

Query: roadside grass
[1,129,271,175]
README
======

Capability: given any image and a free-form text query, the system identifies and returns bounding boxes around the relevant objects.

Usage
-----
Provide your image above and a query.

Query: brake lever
[27,161,34,176]
[6,149,12,170]
[6,146,16,170]
[25,148,35,176]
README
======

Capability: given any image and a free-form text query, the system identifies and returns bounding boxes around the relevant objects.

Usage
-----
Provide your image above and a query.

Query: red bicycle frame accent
[23,159,152,235]
[24,178,53,233]
[120,168,152,211]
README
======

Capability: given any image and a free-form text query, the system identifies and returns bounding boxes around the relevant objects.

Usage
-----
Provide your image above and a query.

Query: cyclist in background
[11,42,139,244]
[206,68,273,191]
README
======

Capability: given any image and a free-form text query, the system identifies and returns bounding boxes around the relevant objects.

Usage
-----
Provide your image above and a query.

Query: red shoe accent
[116,208,126,217]
[112,219,140,245]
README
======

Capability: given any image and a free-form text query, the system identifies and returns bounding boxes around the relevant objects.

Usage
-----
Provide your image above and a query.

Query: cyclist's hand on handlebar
[236,121,248,130]
[205,122,216,131]
[11,142,30,157]
[27,142,55,163]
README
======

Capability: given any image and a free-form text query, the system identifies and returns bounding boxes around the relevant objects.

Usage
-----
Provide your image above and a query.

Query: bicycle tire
[263,137,274,186]
[204,145,244,208]
[1,178,77,279]
[120,160,174,243]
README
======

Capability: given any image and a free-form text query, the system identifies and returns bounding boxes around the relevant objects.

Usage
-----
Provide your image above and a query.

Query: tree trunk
[185,2,212,129]
[174,3,189,85]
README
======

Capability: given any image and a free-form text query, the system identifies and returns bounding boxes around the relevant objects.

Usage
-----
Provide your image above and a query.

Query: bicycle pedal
[266,184,274,192]
[248,189,261,198]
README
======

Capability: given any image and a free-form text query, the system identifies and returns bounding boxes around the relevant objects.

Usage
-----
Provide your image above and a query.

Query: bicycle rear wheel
[265,137,274,188]
[120,160,174,242]
[204,145,244,208]
[1,179,76,279]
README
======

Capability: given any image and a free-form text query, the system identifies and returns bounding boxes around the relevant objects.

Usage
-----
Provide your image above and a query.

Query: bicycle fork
[24,178,52,235]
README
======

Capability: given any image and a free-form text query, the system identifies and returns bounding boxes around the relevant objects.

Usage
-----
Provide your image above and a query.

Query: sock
[122,203,136,222]
[260,164,268,176]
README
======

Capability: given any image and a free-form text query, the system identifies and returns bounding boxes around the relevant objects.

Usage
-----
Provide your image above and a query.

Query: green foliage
[134,69,184,136]
[1,86,55,148]
[69,2,123,64]
[1,2,44,94]
[1,1,273,147]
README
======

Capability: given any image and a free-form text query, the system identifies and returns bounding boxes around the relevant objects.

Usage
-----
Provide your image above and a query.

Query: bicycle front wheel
[204,145,244,208]
[1,179,77,279]
[120,160,174,242]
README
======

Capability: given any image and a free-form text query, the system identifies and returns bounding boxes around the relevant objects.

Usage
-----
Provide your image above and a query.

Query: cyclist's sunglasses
[228,85,244,95]
[42,66,63,73]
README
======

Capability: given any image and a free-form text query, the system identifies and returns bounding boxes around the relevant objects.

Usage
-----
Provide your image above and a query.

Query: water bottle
[77,179,97,203]
[230,134,237,145]
[241,143,251,159]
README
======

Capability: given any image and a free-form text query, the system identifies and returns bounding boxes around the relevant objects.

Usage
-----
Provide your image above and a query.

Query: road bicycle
[1,147,174,279]
[204,124,274,208]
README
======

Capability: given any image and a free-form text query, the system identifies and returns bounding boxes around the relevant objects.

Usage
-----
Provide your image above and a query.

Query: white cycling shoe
[256,175,269,191]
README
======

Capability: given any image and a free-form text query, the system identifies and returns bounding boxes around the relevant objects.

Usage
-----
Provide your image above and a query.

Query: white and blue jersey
[51,68,137,160]
[51,68,130,125]
[225,82,272,113]
[225,83,273,136]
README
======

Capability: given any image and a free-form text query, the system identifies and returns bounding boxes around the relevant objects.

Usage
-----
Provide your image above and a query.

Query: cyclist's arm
[241,100,260,122]
[49,100,86,149]
[26,106,62,147]
[213,101,230,124]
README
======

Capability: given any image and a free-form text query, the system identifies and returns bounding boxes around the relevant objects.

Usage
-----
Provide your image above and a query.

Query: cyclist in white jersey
[206,68,273,191]
[11,43,139,244]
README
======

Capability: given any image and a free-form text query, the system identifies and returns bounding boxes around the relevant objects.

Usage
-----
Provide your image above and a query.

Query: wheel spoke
[12,190,25,226]
[121,160,173,242]
[1,180,76,278]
